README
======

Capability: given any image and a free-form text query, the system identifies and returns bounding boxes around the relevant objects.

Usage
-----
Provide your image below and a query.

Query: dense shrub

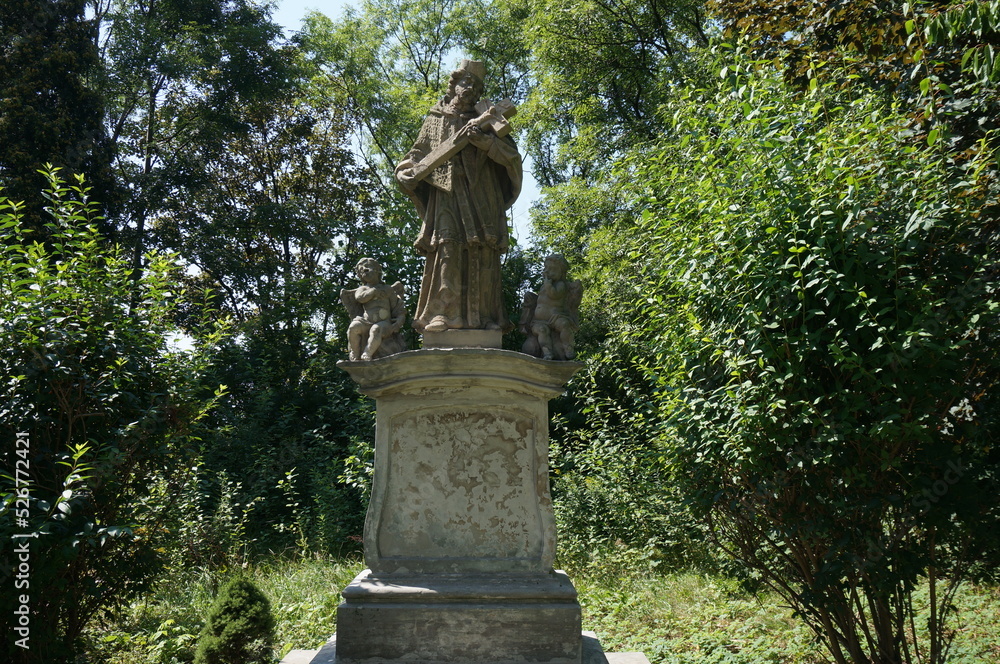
[0,172,223,663]
[184,343,375,563]
[194,578,276,664]
[550,351,714,573]
[625,47,1000,664]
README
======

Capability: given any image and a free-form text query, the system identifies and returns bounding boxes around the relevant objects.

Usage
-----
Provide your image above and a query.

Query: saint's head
[446,59,485,110]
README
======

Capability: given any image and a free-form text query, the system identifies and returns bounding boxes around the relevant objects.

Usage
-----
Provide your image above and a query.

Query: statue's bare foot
[361,352,372,361]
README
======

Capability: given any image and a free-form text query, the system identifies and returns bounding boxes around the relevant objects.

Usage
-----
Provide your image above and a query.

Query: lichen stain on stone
[379,408,542,559]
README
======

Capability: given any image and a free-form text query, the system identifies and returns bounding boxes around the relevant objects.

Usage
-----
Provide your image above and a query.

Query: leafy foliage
[551,350,713,573]
[711,1,1000,156]
[0,0,118,234]
[96,0,297,273]
[0,172,223,663]
[186,344,376,560]
[521,0,711,187]
[151,86,389,333]
[926,0,1000,85]
[145,72,403,558]
[95,2,418,561]
[520,0,715,350]
[624,46,1000,664]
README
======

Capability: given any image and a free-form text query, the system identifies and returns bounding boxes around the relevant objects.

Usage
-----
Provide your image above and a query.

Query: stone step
[279,632,648,664]
[281,636,336,664]
[605,654,652,664]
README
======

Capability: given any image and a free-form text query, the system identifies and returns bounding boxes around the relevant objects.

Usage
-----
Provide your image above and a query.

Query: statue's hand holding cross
[406,98,517,185]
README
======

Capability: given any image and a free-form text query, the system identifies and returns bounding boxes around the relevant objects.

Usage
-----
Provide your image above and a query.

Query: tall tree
[153,91,387,341]
[300,0,464,196]
[521,0,711,188]
[0,0,118,236]
[95,0,294,281]
[519,0,712,339]
[146,62,415,553]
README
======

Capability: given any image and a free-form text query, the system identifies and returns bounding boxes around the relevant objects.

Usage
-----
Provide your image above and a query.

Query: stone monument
[330,60,605,664]
[341,258,407,361]
[520,254,583,361]
[394,58,522,348]
[336,351,584,664]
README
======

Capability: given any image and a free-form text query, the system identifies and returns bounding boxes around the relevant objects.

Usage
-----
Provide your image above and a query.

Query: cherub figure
[340,258,406,361]
[520,254,583,361]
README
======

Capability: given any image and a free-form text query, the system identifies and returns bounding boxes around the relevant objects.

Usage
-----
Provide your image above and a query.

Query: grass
[84,554,1000,664]
[573,571,826,663]
[564,553,1000,664]
[86,555,365,664]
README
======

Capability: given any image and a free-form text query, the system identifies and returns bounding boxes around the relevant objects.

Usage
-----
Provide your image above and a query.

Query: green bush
[194,578,276,664]
[0,171,224,663]
[182,348,374,562]
[626,46,1000,664]
[551,357,714,574]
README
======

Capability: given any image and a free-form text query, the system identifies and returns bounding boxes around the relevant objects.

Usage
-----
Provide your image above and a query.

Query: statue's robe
[397,100,522,332]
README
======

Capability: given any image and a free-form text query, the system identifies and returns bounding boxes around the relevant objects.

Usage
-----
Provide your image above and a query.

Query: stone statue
[520,254,582,361]
[341,258,406,361]
[394,59,522,334]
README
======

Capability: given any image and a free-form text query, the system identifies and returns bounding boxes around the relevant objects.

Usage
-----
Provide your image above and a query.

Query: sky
[269,0,540,245]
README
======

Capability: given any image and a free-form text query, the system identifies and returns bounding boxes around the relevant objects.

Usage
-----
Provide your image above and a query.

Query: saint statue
[395,59,522,333]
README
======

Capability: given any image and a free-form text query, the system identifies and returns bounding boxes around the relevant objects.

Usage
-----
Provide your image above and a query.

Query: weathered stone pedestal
[337,571,581,663]
[336,348,583,664]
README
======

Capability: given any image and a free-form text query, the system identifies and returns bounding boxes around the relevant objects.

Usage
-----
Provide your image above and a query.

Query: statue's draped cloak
[398,101,522,332]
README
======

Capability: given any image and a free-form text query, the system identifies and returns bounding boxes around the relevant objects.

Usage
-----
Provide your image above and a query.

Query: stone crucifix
[405,98,517,183]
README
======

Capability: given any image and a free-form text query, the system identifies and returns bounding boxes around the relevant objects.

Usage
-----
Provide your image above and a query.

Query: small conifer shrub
[194,578,276,664]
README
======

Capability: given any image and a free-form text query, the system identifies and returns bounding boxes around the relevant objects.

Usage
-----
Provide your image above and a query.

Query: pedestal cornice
[338,348,583,399]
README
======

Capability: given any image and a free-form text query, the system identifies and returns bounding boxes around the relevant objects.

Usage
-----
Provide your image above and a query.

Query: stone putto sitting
[341,258,406,361]
[520,254,582,361]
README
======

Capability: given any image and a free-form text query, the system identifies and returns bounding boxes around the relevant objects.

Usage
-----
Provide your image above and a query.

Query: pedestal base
[338,350,582,576]
[335,569,583,664]
[281,632,645,664]
[421,328,502,349]
[335,350,586,664]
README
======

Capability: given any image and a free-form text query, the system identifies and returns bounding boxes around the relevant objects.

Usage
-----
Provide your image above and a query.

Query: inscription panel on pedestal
[378,408,543,562]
